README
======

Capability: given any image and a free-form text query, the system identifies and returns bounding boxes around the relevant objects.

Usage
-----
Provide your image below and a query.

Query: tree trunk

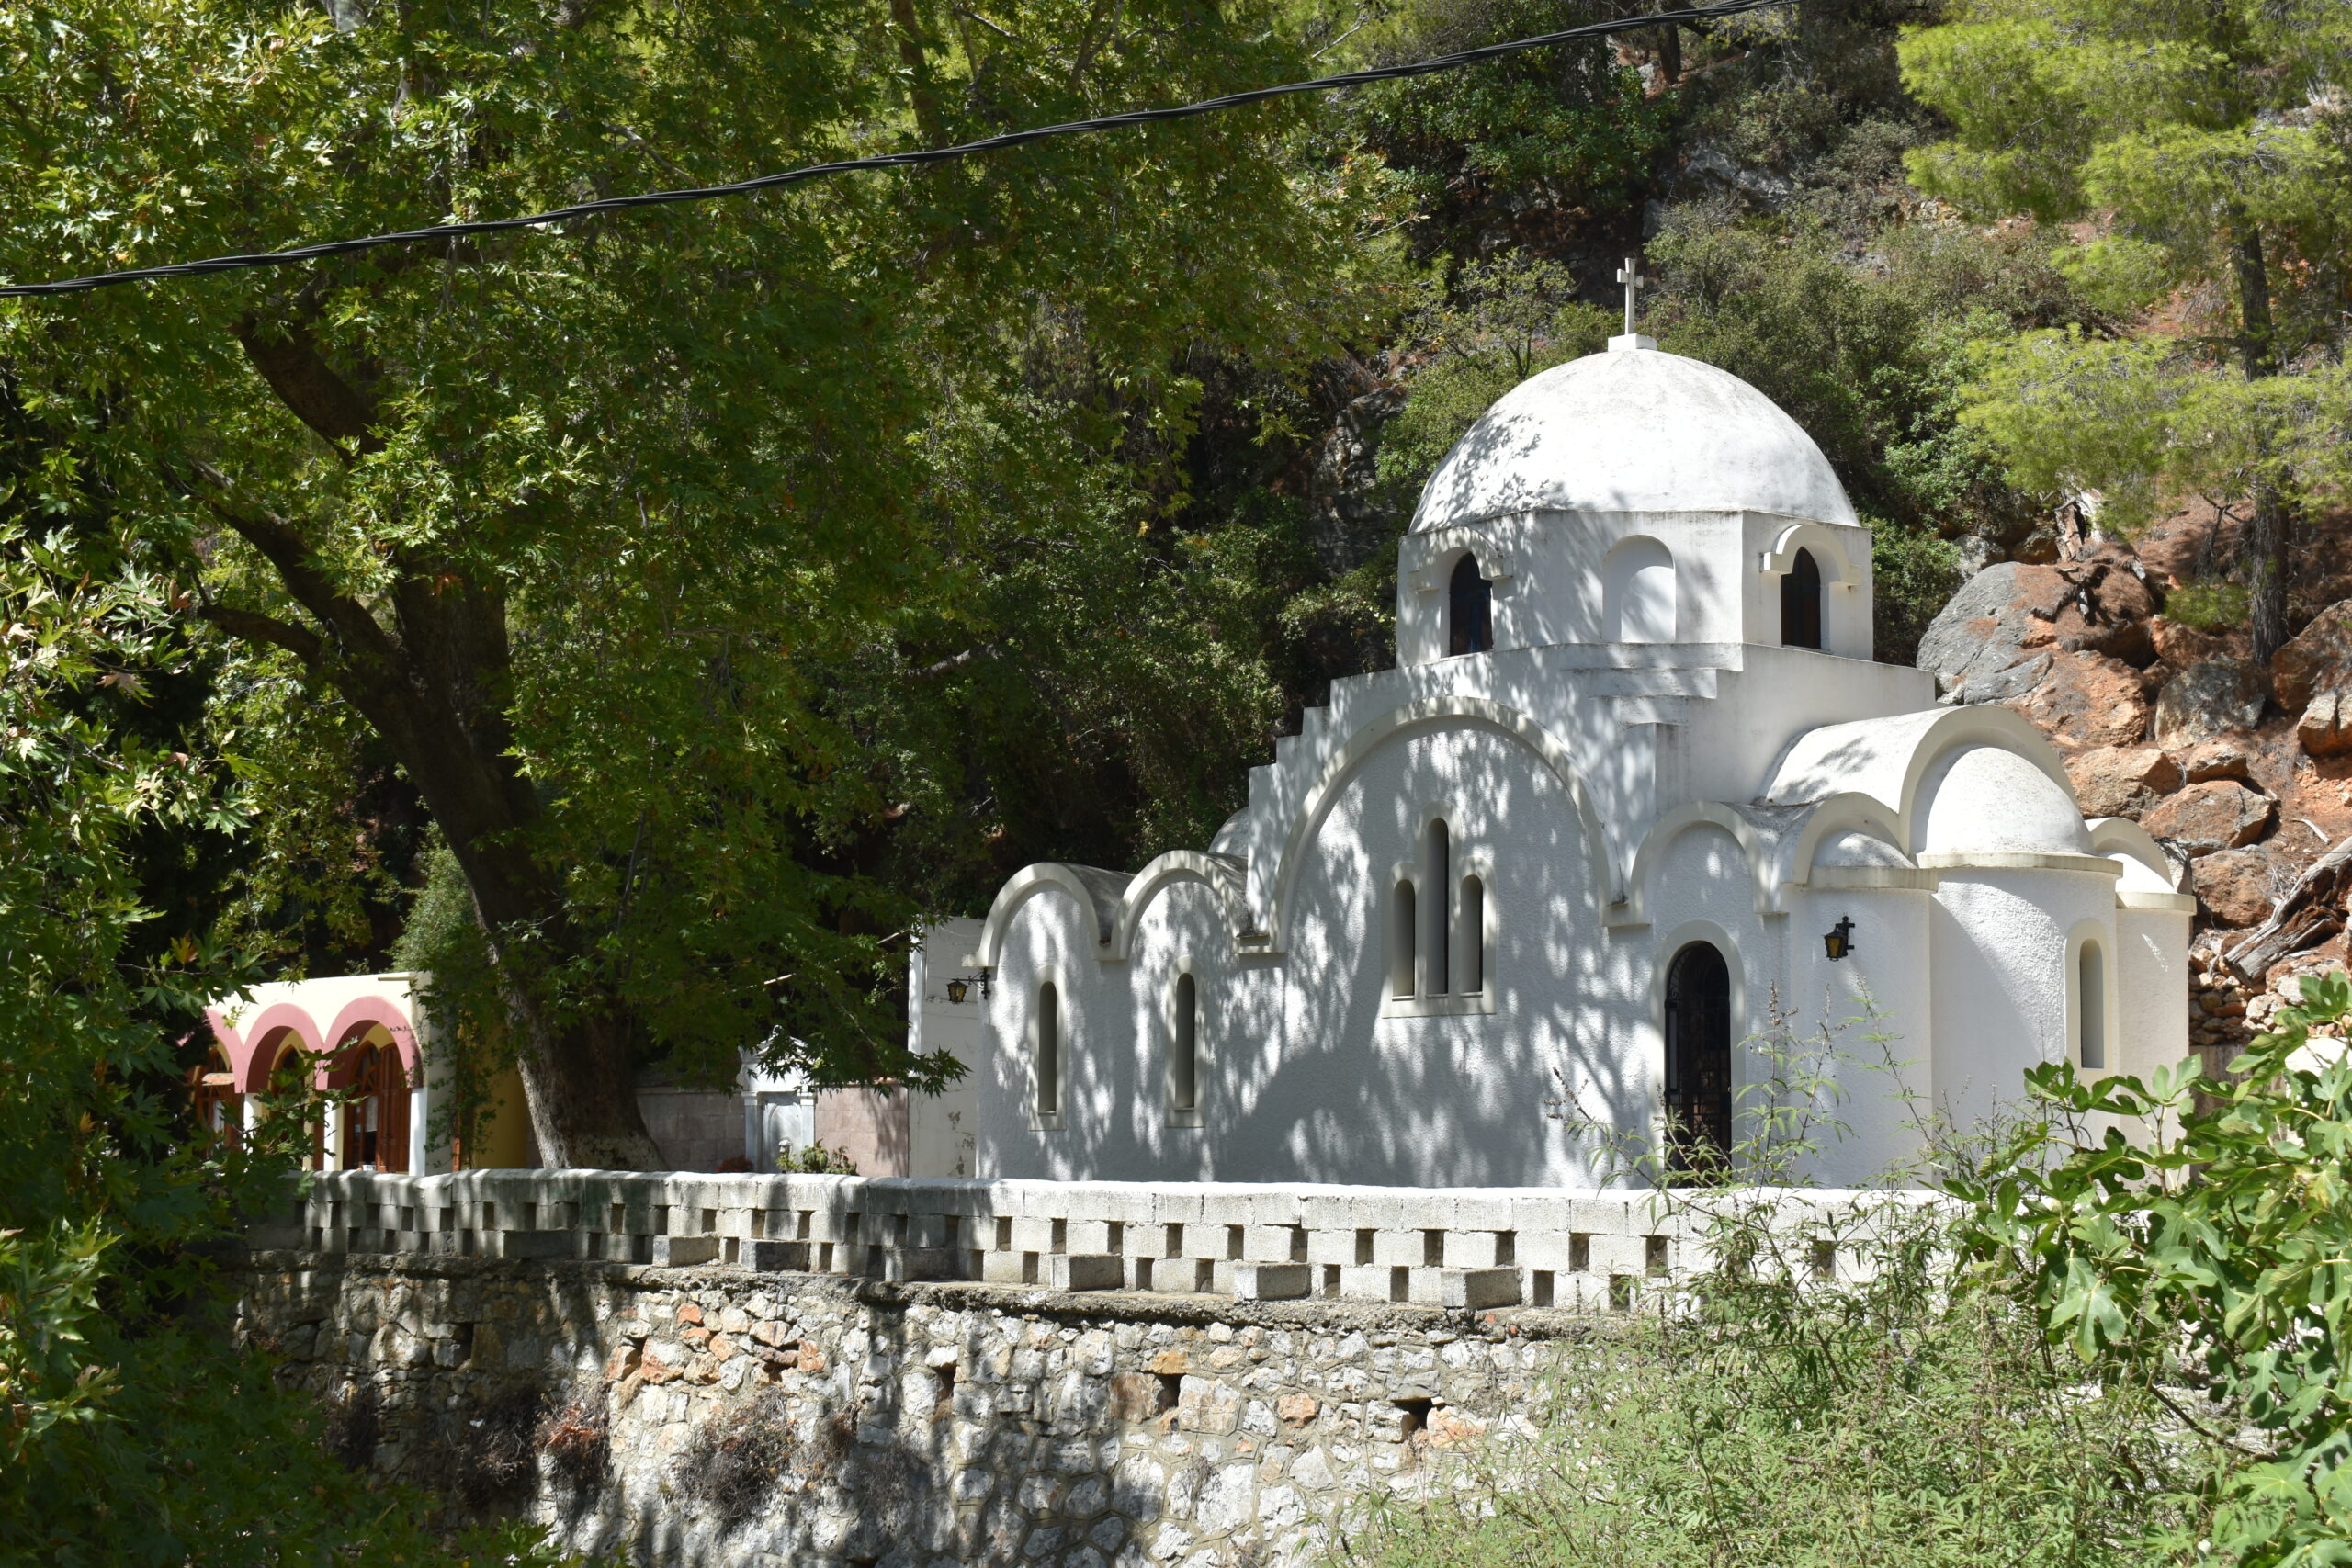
[217,318,662,1169]
[2232,219,2291,664]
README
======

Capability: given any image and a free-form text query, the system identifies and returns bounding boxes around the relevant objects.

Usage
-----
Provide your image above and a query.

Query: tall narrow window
[1457,874,1486,995]
[2077,942,2106,1070]
[1448,554,1493,656]
[1781,547,1823,649]
[1664,942,1733,1178]
[1170,973,1200,1111]
[1391,881,1418,998]
[1035,982,1061,1115]
[1424,819,1452,996]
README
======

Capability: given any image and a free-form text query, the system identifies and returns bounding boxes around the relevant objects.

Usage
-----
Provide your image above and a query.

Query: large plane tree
[0,0,1383,1166]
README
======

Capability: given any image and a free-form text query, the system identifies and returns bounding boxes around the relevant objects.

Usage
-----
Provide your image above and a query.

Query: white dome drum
[1410,344,1860,532]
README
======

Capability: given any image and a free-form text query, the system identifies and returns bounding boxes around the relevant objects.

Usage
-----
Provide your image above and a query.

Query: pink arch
[232,1004,329,1092]
[322,996,421,1078]
[203,1007,244,1067]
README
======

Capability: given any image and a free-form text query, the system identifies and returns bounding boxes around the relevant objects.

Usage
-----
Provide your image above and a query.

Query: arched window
[1390,880,1418,998]
[262,1041,328,1168]
[1423,819,1452,996]
[1781,547,1823,649]
[189,1048,240,1145]
[1448,554,1493,657]
[1664,942,1733,1177]
[2077,941,2107,1070]
[1035,982,1061,1116]
[1603,536,1676,642]
[1457,874,1486,995]
[1170,972,1200,1112]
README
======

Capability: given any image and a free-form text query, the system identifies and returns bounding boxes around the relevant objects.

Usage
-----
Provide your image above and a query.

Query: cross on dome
[1615,255,1645,335]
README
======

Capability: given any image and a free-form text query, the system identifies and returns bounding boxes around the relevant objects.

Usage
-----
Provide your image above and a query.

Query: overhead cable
[0,0,1789,299]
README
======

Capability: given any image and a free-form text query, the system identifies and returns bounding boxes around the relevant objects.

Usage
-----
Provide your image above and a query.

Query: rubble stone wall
[237,1252,1596,1568]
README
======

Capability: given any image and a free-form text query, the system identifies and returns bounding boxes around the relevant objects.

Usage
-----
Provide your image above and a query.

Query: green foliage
[0,523,562,1562]
[1344,0,1669,257]
[1901,1,2351,305]
[1905,1,2352,560]
[1374,255,1612,509]
[1955,328,2352,534]
[0,0,1406,1103]
[1351,1279,2186,1568]
[1364,993,2192,1568]
[2168,578,2254,635]
[1951,972,2352,1566]
[390,840,517,1153]
[775,1140,861,1175]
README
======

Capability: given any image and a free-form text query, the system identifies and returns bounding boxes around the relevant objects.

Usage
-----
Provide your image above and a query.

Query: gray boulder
[2153,658,2267,748]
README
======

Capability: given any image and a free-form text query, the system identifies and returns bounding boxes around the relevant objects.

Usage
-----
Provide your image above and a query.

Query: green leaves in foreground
[0,532,571,1563]
[1951,971,2352,1567]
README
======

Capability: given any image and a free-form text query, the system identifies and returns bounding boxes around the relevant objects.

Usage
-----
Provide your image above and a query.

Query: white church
[954,320,2193,1190]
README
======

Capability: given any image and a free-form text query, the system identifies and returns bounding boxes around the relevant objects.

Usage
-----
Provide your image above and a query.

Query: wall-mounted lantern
[944,968,994,1004]
[1823,916,1857,963]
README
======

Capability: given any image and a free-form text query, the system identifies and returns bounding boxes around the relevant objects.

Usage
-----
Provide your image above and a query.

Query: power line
[0,0,1786,299]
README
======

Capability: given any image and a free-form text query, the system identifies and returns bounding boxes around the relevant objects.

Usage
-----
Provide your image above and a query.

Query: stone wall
[237,1251,1593,1568]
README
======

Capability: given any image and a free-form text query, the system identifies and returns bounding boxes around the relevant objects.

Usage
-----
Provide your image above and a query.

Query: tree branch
[232,314,384,456]
[186,468,405,681]
[198,602,324,664]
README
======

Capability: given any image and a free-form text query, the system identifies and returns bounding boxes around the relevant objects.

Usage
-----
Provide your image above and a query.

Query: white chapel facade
[956,325,2193,1190]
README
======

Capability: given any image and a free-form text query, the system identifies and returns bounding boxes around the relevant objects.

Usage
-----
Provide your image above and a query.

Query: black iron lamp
[1823,915,1857,963]
[943,967,995,1004]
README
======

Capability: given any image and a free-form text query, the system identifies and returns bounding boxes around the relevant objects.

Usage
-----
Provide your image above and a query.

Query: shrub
[1358,996,2199,1568]
[1952,971,2352,1565]
[2165,577,2250,634]
[676,1387,796,1529]
[776,1140,861,1175]
[540,1395,612,1493]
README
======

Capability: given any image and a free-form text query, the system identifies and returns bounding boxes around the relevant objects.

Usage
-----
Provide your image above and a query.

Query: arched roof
[1765,705,2080,857]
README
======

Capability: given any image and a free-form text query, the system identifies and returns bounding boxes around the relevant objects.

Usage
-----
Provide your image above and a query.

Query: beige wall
[814,1088,910,1176]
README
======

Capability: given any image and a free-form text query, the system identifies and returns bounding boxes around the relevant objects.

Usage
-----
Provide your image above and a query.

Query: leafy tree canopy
[1903,0,2352,656]
[0,0,1404,1159]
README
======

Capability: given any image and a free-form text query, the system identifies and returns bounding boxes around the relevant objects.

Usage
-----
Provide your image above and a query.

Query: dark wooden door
[1665,942,1733,1175]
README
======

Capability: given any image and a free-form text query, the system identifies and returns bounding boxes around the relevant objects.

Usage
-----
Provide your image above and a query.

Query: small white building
[953,333,2193,1188]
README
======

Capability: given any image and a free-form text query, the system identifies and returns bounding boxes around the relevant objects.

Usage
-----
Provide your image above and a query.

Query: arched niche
[1603,536,1675,643]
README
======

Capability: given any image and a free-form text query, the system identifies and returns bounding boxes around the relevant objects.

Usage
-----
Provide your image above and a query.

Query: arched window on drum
[1781,547,1823,649]
[2075,940,2108,1071]
[1603,536,1676,643]
[1448,554,1494,657]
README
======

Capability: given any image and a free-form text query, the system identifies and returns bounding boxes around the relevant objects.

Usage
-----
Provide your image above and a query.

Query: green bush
[2165,577,2250,634]
[1953,972,2352,1566]
[1353,997,2193,1568]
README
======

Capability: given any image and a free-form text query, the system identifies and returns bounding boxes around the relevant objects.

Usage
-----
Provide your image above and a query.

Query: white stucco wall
[1927,869,2119,1137]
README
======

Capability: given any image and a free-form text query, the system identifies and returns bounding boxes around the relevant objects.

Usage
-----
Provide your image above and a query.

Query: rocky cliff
[1916,502,2352,1063]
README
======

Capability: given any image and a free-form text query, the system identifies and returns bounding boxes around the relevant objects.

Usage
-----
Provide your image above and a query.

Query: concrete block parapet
[261,1172,1939,1314]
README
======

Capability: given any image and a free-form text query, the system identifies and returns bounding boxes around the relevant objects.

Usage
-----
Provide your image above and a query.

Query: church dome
[1409,344,1860,533]
[1915,745,2090,858]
